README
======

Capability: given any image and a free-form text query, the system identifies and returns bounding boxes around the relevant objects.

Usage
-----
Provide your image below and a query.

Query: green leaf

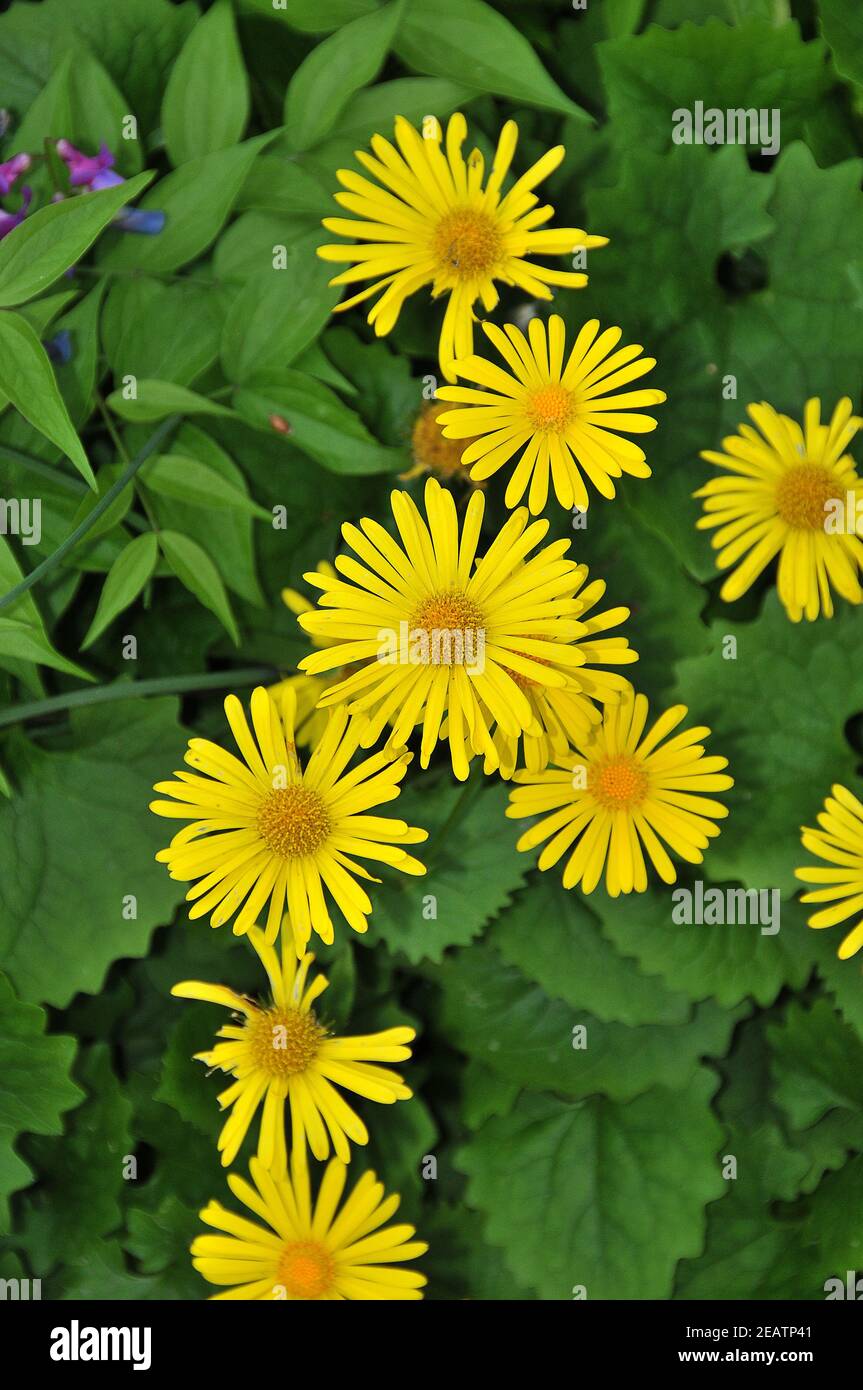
[369,774,527,963]
[396,0,591,121]
[0,312,94,487]
[235,369,407,473]
[248,0,380,31]
[141,454,270,519]
[0,172,153,308]
[595,883,814,1010]
[821,0,863,88]
[0,537,91,681]
[237,155,333,218]
[0,700,186,1006]
[0,618,91,682]
[11,44,142,176]
[221,260,340,383]
[438,946,743,1101]
[159,530,239,643]
[0,973,82,1223]
[0,0,197,133]
[98,134,276,274]
[321,76,474,147]
[600,18,829,154]
[101,276,228,388]
[725,143,863,413]
[458,1072,724,1299]
[106,379,235,424]
[672,595,862,897]
[156,1006,223,1140]
[81,533,159,649]
[141,423,265,608]
[49,281,106,428]
[17,1045,133,1266]
[162,0,250,165]
[677,1149,863,1300]
[284,1,406,152]
[491,877,691,1025]
[769,998,863,1131]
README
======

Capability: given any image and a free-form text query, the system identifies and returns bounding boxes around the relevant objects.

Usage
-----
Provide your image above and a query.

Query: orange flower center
[247,1006,324,1077]
[526,383,574,434]
[590,755,649,810]
[411,590,485,666]
[775,464,836,530]
[411,402,473,477]
[257,786,330,857]
[276,1239,335,1299]
[433,207,502,279]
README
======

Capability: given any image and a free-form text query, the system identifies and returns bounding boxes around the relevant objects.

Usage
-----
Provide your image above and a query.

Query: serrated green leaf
[769,998,863,1131]
[0,973,82,1224]
[595,882,814,1009]
[600,18,828,153]
[0,700,186,1006]
[368,774,525,962]
[458,1072,724,1299]
[491,876,691,1025]
[821,0,863,88]
[438,945,743,1101]
[16,1045,133,1266]
[672,595,861,897]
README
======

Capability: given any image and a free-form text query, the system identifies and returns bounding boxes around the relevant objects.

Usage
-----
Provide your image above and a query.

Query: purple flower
[0,152,31,196]
[55,139,124,191]
[0,185,31,241]
[54,138,165,236]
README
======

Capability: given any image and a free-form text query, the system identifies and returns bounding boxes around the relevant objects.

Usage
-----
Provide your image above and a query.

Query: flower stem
[0,667,279,731]
[0,415,178,613]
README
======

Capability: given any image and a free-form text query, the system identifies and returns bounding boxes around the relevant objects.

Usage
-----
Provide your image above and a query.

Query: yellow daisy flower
[317,112,606,378]
[459,565,638,779]
[506,689,733,895]
[172,924,415,1170]
[296,477,592,781]
[399,400,483,483]
[150,686,427,955]
[192,1151,427,1300]
[435,315,666,514]
[695,397,863,622]
[796,783,863,960]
